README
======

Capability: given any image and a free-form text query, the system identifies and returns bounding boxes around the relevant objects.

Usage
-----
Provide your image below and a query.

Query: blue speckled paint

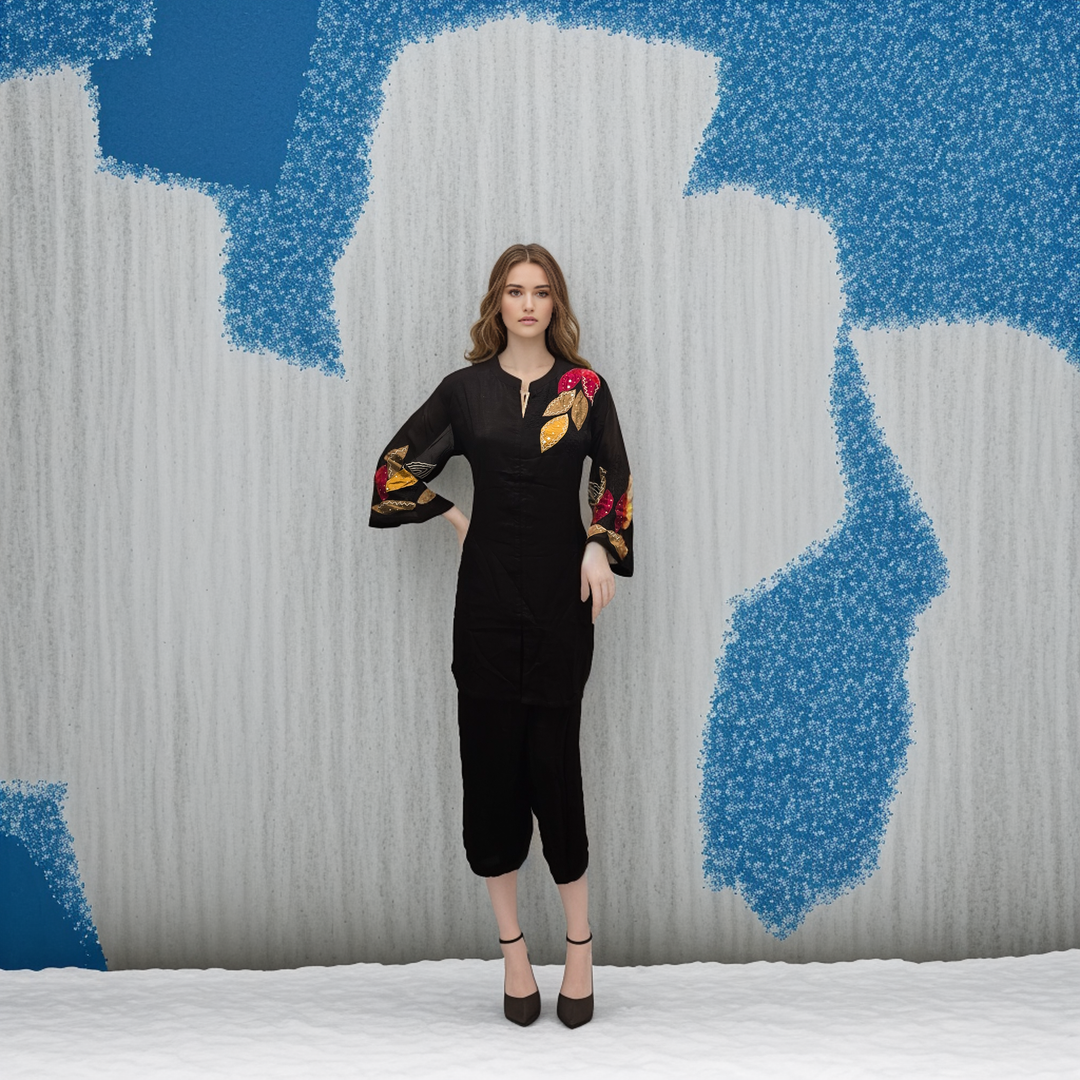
[0,782,107,969]
[0,0,153,81]
[700,326,948,937]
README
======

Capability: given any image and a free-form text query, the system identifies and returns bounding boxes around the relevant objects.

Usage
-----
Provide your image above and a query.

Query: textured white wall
[1,19,1076,967]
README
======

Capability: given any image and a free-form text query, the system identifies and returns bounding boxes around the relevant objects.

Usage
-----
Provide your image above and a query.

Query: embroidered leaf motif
[557,369,584,394]
[614,490,631,531]
[586,523,626,559]
[374,464,388,501]
[587,466,607,507]
[386,467,420,492]
[591,489,614,524]
[383,443,420,491]
[539,413,569,452]
[571,389,589,429]
[405,460,436,478]
[417,489,435,504]
[578,370,601,403]
[556,367,601,402]
[371,499,417,514]
[606,529,628,559]
[543,390,576,416]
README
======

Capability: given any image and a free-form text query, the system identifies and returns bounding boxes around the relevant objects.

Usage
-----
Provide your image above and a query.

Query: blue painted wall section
[92,1,321,192]
[700,326,948,938]
[0,782,107,970]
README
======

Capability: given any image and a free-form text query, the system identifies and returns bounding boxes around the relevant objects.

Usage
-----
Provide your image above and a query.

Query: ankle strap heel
[558,932,595,1029]
[498,931,540,1027]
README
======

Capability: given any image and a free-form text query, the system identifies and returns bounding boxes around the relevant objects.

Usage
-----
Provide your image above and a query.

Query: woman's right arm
[441,504,470,547]
[368,374,462,529]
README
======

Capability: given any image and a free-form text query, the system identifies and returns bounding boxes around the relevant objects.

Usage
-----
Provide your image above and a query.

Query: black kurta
[369,356,634,707]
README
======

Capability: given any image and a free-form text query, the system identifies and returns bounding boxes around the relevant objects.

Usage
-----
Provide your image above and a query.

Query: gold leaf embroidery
[585,523,628,560]
[540,413,569,452]
[371,499,417,514]
[571,389,589,430]
[386,468,420,492]
[417,489,435,504]
[606,529,628,559]
[384,443,420,491]
[623,474,633,525]
[587,466,607,507]
[543,390,576,416]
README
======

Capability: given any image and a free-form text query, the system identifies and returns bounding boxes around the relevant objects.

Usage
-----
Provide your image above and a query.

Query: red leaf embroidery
[558,368,584,394]
[613,491,630,531]
[591,489,614,523]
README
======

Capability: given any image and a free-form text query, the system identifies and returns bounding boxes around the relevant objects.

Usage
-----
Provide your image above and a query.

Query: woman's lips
[520,318,536,323]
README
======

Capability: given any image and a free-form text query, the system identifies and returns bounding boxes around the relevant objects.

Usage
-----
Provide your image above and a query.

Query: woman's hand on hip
[442,505,470,547]
[580,540,616,623]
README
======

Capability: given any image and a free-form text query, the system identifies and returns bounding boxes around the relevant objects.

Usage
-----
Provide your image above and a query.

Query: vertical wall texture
[1,17,1078,967]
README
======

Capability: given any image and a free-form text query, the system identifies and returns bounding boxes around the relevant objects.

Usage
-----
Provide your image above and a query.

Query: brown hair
[465,243,592,368]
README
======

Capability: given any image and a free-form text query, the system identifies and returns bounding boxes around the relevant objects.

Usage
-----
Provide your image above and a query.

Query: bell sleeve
[368,374,459,528]
[584,374,634,576]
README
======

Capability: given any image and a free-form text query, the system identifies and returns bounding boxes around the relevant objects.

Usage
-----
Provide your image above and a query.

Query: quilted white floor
[2,951,1078,1078]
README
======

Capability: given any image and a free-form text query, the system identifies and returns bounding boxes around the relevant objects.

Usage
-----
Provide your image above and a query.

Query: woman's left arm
[580,373,634,621]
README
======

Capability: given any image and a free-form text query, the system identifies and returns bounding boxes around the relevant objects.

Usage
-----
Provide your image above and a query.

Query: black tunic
[368,356,634,706]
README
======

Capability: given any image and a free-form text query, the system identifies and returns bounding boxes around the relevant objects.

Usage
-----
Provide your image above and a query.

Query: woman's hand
[580,541,617,623]
[442,505,470,548]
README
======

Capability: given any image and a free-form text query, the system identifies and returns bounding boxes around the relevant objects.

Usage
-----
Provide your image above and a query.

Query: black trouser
[456,691,589,885]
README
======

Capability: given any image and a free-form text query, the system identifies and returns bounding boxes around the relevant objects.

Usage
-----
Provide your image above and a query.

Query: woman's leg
[557,872,592,999]
[523,697,592,999]
[486,869,539,997]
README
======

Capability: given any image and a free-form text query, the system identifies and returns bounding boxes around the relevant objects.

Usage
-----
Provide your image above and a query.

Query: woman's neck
[497,338,556,381]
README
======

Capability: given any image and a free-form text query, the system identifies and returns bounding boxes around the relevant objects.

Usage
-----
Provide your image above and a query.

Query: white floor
[2,951,1077,1078]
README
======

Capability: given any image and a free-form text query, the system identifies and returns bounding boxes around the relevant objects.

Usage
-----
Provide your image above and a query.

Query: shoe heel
[557,932,594,1029]
[499,931,541,1027]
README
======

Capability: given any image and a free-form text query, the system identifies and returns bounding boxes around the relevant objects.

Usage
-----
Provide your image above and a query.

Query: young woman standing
[369,243,634,1028]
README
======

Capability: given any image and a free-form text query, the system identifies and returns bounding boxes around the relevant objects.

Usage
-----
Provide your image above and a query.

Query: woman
[368,243,633,1029]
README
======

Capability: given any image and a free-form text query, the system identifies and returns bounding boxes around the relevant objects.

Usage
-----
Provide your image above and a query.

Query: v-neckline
[493,357,559,418]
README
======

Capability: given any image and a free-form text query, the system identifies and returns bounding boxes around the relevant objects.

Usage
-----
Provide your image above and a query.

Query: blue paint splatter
[0,781,107,969]
[6,3,1076,375]
[0,0,153,81]
[699,326,948,938]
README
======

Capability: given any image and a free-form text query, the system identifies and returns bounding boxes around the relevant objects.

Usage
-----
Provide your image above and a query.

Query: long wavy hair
[465,243,592,368]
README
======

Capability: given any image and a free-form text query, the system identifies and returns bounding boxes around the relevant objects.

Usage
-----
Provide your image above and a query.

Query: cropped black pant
[456,691,589,886]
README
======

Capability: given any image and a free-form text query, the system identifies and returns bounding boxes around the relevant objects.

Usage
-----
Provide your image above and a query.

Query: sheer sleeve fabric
[368,374,459,528]
[585,375,634,577]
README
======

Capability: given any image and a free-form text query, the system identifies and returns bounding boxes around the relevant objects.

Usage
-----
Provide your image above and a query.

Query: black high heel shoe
[557,932,594,1029]
[499,931,541,1026]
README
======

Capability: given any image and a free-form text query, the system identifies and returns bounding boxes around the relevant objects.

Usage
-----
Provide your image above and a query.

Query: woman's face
[499,261,554,344]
